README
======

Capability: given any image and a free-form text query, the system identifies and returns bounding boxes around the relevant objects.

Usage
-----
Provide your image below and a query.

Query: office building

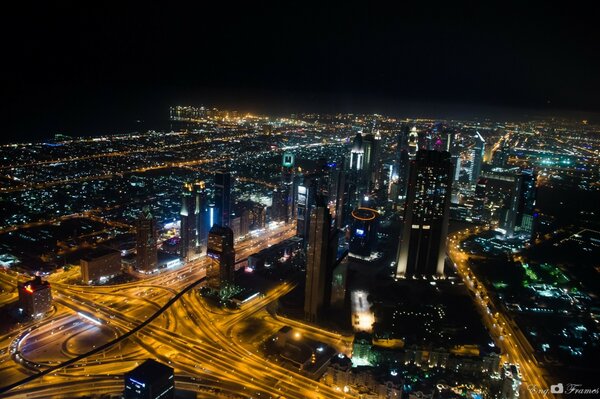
[180,181,205,261]
[136,206,158,273]
[349,207,379,258]
[214,170,232,227]
[470,131,485,183]
[124,359,175,399]
[80,247,122,284]
[304,198,339,322]
[206,225,235,290]
[407,126,419,159]
[349,133,364,171]
[515,170,537,238]
[395,150,453,278]
[18,276,52,317]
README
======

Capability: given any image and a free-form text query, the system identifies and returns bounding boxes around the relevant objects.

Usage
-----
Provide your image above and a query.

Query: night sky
[2,3,599,142]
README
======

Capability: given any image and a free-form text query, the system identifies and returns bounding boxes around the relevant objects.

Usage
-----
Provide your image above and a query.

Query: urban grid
[1,4,599,399]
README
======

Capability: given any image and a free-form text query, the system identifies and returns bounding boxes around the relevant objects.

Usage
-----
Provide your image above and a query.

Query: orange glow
[24,285,33,293]
[351,207,378,221]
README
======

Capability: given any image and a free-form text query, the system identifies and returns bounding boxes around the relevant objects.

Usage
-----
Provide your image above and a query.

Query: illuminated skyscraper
[136,206,158,272]
[17,276,52,317]
[180,181,206,261]
[407,126,419,159]
[349,207,379,258]
[206,225,235,290]
[349,133,364,171]
[395,150,453,278]
[470,131,485,182]
[281,152,295,222]
[516,169,537,238]
[304,198,339,322]
[214,170,231,227]
[272,152,295,223]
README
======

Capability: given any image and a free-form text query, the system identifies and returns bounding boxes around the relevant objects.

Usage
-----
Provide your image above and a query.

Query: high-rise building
[516,170,537,238]
[124,359,175,399]
[296,176,319,242]
[349,207,379,258]
[496,169,536,238]
[395,150,453,278]
[304,199,339,322]
[349,133,364,171]
[470,132,485,183]
[214,170,231,227]
[136,206,158,273]
[407,127,419,159]
[281,152,295,223]
[206,225,235,290]
[472,178,488,223]
[17,276,52,317]
[180,181,205,261]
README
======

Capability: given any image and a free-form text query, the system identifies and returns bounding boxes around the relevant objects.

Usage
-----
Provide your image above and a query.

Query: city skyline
[1,3,599,399]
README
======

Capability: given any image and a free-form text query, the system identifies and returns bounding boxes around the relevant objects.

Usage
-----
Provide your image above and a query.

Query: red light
[24,285,33,294]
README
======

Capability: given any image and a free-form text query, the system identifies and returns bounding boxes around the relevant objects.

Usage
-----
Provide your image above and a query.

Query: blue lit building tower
[349,207,379,258]
[395,150,453,278]
[124,359,174,399]
[214,170,231,227]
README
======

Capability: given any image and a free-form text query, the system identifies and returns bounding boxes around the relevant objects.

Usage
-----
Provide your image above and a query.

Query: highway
[0,221,359,398]
[448,227,554,399]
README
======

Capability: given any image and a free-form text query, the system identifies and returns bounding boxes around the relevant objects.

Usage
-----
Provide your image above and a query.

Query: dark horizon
[2,3,600,142]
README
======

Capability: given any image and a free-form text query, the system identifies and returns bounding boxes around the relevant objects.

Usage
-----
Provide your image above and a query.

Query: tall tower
[408,126,419,159]
[470,132,485,183]
[281,152,295,223]
[214,170,231,227]
[136,206,158,272]
[395,150,453,278]
[180,182,200,261]
[206,225,235,291]
[349,133,364,171]
[304,198,338,322]
[516,170,537,238]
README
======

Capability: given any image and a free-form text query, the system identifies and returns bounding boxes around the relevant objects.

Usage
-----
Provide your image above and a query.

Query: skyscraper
[180,181,204,261]
[206,225,235,291]
[470,131,485,183]
[214,170,231,227]
[136,206,158,273]
[395,150,453,278]
[408,126,419,159]
[516,169,537,238]
[281,152,295,223]
[304,198,339,322]
[349,133,364,171]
